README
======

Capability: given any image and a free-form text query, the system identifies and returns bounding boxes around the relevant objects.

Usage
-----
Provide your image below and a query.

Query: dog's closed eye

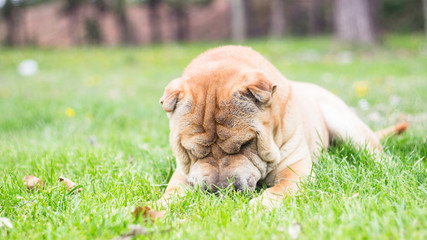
[240,139,254,150]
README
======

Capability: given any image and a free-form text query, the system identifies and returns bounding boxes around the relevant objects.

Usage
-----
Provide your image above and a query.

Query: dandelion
[353,81,369,97]
[65,107,75,117]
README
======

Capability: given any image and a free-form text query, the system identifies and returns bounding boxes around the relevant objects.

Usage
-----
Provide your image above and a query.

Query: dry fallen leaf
[0,217,13,229]
[132,206,165,222]
[288,222,301,240]
[23,175,44,190]
[58,177,82,193]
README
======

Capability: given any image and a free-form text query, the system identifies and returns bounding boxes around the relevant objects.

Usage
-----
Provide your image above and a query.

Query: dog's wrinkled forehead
[183,76,263,124]
[222,92,259,114]
[160,70,276,158]
[160,69,276,114]
[182,88,258,150]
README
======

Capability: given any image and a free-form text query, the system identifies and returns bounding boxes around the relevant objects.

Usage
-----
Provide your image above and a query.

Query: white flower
[18,59,38,76]
[0,217,13,229]
[358,99,370,110]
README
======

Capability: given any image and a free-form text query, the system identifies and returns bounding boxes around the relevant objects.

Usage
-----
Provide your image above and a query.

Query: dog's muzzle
[188,155,261,192]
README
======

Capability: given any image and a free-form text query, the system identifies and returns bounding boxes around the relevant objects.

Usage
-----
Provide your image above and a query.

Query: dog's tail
[375,122,409,140]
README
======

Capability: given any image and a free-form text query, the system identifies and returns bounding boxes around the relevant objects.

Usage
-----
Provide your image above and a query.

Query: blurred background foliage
[382,0,425,32]
[0,0,426,47]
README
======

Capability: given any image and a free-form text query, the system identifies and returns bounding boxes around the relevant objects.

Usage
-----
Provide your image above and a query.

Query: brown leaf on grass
[58,177,82,193]
[132,206,165,222]
[23,175,44,190]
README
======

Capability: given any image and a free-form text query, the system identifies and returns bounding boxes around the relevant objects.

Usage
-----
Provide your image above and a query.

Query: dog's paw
[151,189,187,210]
[249,192,282,210]
[151,197,170,210]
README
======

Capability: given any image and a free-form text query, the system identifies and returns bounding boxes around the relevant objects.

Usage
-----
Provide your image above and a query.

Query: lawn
[0,35,426,239]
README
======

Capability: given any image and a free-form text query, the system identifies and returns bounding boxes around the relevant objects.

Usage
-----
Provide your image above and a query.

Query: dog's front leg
[250,151,313,209]
[155,169,189,209]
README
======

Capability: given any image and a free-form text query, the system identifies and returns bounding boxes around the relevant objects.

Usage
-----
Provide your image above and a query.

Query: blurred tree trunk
[64,0,83,45]
[308,0,322,35]
[230,0,247,41]
[334,0,378,44]
[114,0,136,45]
[148,0,162,43]
[269,0,285,37]
[2,0,19,46]
[92,0,108,44]
[423,0,427,35]
[168,0,212,42]
[21,5,29,44]
[94,0,107,12]
[171,5,189,42]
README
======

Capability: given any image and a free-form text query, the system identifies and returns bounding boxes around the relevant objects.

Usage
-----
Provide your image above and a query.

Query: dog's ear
[160,90,180,112]
[160,78,182,112]
[243,71,277,104]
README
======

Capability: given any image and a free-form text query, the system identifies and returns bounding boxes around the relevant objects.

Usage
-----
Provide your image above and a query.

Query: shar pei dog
[157,46,408,209]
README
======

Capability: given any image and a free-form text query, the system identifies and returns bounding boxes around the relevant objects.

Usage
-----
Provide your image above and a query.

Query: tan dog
[158,46,408,208]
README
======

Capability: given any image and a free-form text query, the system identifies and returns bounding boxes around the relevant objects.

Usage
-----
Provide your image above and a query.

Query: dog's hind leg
[319,99,382,153]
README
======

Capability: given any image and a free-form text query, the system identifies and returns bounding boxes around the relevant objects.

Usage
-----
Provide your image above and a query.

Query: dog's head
[160,55,284,192]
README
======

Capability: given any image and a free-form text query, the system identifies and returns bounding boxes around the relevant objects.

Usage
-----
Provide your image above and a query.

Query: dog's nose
[220,175,257,192]
[191,175,219,193]
[188,155,261,193]
[195,175,257,193]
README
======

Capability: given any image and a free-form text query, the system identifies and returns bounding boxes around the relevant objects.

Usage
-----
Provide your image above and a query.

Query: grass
[0,34,426,239]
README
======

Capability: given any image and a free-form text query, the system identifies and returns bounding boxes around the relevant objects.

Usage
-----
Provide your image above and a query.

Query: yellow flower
[84,75,102,87]
[65,107,76,117]
[85,113,93,120]
[353,81,369,97]
[0,88,11,98]
[373,77,383,86]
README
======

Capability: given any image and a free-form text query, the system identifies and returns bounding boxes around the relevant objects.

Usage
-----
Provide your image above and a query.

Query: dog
[158,45,408,209]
